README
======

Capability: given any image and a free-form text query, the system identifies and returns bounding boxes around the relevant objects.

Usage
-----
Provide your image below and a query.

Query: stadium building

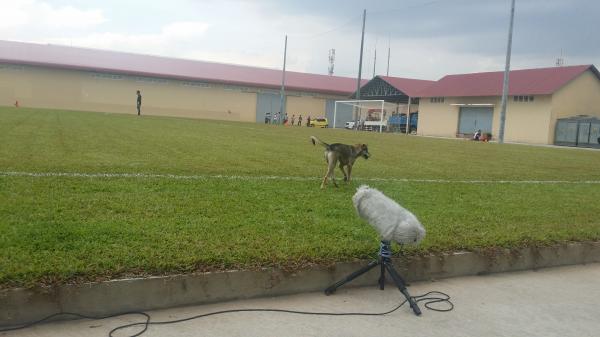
[0,40,364,123]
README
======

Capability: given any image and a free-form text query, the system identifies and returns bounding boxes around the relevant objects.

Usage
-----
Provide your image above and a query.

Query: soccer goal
[333,100,398,133]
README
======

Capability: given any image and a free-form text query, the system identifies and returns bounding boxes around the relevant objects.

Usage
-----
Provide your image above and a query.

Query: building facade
[0,40,358,122]
[417,65,600,145]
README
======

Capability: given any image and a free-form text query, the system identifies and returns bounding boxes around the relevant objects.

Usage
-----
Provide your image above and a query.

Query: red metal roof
[418,65,599,97]
[0,40,365,96]
[378,76,435,97]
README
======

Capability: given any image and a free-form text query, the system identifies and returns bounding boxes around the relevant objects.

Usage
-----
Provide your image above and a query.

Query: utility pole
[279,35,287,125]
[354,9,366,128]
[498,0,516,143]
[373,38,377,78]
[386,36,391,76]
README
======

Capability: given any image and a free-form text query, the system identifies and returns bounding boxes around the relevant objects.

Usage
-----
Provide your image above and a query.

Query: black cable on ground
[0,291,453,337]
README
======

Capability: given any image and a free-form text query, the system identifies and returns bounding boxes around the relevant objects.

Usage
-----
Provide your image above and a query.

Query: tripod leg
[383,262,422,316]
[378,261,385,290]
[325,260,379,295]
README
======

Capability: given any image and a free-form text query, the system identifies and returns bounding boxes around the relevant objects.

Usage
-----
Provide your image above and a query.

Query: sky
[1,0,598,80]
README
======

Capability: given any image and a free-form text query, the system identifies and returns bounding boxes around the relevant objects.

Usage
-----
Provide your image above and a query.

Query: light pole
[498,0,516,143]
[279,35,288,125]
[354,9,366,129]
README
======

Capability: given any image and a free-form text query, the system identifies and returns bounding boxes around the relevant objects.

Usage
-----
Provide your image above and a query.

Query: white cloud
[162,22,210,40]
[0,0,105,29]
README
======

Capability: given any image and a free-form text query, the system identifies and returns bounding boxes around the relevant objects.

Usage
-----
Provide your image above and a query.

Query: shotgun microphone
[352,185,425,245]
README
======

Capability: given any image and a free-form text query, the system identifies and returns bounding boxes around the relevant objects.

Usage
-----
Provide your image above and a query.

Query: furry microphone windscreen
[352,185,425,245]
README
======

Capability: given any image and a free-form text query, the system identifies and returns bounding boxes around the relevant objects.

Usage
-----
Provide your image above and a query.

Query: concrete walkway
[2,263,599,337]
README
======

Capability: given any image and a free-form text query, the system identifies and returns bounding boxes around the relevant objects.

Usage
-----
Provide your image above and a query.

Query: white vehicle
[345,121,355,129]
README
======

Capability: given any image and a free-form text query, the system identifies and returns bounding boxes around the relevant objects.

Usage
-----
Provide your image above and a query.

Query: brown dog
[311,136,370,188]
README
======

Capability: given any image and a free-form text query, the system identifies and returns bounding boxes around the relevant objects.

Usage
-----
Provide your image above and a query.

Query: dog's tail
[310,136,329,148]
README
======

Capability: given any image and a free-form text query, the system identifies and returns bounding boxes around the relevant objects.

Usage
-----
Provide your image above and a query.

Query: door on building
[458,107,493,135]
[256,93,283,123]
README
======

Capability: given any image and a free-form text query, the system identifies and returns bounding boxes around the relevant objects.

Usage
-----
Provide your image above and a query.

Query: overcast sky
[1,0,598,80]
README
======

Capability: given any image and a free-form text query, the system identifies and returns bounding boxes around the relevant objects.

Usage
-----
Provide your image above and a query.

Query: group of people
[264,112,313,126]
[290,114,313,127]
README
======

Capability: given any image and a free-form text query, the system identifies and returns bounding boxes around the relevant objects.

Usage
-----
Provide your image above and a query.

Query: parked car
[345,121,355,129]
[310,117,329,128]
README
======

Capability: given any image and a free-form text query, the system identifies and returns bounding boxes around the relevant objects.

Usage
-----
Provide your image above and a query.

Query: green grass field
[1,107,600,289]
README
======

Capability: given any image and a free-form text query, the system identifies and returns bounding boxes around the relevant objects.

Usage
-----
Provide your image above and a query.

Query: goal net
[333,100,398,132]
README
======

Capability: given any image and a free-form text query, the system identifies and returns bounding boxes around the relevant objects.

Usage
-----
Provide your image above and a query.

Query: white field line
[1,171,600,184]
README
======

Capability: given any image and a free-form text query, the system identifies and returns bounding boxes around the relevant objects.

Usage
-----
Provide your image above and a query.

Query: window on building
[135,77,168,84]
[514,95,535,103]
[430,97,445,103]
[92,73,123,80]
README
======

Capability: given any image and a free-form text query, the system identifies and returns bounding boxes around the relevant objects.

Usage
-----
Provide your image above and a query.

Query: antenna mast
[328,49,336,75]
[555,49,565,67]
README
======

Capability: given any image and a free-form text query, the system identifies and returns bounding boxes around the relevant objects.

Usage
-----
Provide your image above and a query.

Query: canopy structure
[349,76,434,104]
[340,76,434,133]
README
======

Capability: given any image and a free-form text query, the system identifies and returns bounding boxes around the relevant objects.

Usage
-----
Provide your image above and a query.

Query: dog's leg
[321,151,329,188]
[321,170,329,189]
[346,164,353,183]
[330,166,338,188]
[339,163,348,182]
[322,152,338,188]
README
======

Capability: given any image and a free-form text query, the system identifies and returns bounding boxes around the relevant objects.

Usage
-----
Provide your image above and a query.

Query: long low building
[0,40,366,123]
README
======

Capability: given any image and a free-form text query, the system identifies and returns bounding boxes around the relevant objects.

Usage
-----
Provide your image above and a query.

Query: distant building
[416,65,600,145]
[0,40,365,122]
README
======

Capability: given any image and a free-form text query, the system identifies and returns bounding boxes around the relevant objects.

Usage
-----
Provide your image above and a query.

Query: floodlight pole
[386,36,391,76]
[379,100,384,133]
[354,9,366,130]
[406,97,411,135]
[498,0,516,143]
[279,35,288,125]
[373,38,377,78]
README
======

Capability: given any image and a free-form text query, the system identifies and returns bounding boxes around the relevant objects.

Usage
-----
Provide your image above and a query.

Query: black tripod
[324,241,421,316]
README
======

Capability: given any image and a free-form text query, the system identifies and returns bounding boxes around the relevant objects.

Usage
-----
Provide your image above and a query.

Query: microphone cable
[0,291,453,337]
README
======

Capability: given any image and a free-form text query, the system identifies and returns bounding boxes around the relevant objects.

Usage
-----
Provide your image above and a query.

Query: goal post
[333,100,396,133]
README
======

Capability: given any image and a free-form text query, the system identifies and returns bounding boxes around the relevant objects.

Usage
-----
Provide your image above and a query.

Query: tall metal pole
[386,37,391,76]
[406,97,411,135]
[354,9,366,128]
[373,38,377,78]
[498,0,516,143]
[373,48,377,78]
[279,35,288,125]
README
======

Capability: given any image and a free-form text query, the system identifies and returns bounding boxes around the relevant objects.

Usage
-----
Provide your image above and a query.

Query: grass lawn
[1,107,600,288]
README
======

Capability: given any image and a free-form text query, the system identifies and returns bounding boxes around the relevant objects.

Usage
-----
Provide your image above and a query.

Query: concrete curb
[2,241,600,326]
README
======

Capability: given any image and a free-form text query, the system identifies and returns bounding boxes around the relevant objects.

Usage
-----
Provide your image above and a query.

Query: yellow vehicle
[309,117,329,128]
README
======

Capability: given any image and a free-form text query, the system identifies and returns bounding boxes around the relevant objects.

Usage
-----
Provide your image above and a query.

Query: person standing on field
[136,90,142,116]
[297,114,302,126]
